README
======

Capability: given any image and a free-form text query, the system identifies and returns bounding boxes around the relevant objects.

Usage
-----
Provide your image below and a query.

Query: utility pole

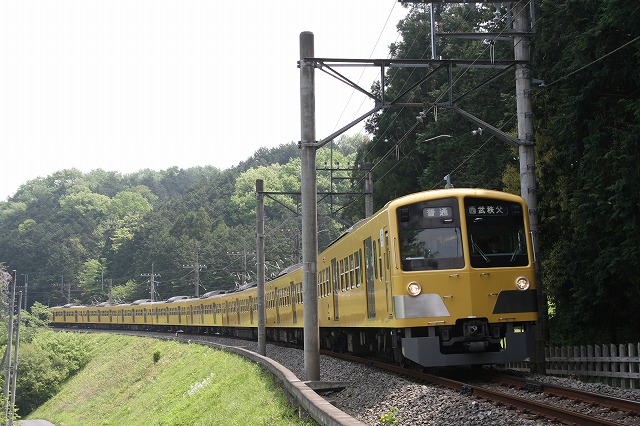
[60,275,67,304]
[513,0,545,374]
[256,179,267,356]
[141,264,161,302]
[183,252,206,297]
[364,162,374,217]
[227,250,253,285]
[22,274,28,311]
[3,270,16,423]
[9,292,22,425]
[300,31,320,382]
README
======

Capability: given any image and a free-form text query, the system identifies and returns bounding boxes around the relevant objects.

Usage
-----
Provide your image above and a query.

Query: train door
[382,228,393,317]
[364,237,376,319]
[249,297,254,324]
[143,308,147,323]
[331,258,339,320]
[189,306,194,325]
[290,282,297,324]
[275,288,280,324]
[236,299,240,324]
[200,304,205,324]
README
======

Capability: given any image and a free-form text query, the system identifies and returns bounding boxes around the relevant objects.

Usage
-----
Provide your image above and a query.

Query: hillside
[26,332,313,425]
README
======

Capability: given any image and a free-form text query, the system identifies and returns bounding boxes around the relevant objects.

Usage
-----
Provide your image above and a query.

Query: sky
[0,1,411,201]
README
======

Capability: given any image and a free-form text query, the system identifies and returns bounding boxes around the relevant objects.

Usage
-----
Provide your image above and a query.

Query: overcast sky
[0,1,411,200]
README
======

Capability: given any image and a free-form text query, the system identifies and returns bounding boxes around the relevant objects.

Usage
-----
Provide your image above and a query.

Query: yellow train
[50,188,538,367]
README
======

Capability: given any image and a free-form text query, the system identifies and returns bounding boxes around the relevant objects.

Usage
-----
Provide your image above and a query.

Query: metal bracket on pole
[297,59,317,69]
[298,140,318,148]
[450,106,521,147]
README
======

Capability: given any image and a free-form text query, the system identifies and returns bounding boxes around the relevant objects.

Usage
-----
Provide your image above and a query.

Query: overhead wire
[329,0,405,134]
[436,4,639,190]
[350,2,524,194]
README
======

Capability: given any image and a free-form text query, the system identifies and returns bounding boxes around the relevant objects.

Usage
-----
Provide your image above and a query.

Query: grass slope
[27,333,315,425]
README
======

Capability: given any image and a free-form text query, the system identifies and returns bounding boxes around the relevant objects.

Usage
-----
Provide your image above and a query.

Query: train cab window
[465,197,529,268]
[397,198,464,271]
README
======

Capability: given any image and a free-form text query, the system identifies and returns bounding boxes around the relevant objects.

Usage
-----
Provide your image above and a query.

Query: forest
[2,1,639,346]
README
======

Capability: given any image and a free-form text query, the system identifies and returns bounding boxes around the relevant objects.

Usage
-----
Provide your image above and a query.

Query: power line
[544,35,640,89]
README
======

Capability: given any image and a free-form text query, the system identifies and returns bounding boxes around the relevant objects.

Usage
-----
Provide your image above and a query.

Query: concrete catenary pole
[141,264,160,302]
[364,162,374,218]
[299,31,320,381]
[256,179,267,356]
[3,270,17,422]
[9,292,22,425]
[513,0,546,374]
[22,275,27,311]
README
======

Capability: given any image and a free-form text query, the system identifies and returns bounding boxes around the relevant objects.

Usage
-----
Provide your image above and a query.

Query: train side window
[349,254,355,289]
[344,256,350,290]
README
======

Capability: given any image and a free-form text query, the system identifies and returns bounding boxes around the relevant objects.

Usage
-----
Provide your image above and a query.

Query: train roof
[384,188,524,209]
[274,263,302,278]
[165,295,189,302]
[200,290,226,298]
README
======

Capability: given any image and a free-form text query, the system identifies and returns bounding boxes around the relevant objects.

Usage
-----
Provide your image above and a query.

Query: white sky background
[0,1,411,201]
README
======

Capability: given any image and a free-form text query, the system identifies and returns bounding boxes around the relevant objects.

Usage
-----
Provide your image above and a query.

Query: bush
[14,330,93,415]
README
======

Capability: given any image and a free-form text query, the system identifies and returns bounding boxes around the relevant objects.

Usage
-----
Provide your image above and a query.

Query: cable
[544,35,640,89]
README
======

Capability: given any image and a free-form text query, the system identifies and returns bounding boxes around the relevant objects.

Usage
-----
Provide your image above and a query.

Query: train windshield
[397,197,464,271]
[464,197,529,268]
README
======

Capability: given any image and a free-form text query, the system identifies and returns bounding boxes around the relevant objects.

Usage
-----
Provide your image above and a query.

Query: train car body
[51,188,537,367]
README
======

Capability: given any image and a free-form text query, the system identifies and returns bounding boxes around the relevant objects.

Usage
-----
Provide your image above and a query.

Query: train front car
[392,189,537,367]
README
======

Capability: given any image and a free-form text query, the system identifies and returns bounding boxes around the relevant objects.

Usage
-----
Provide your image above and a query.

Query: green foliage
[152,350,161,364]
[28,334,314,425]
[533,0,640,343]
[15,330,93,415]
[1,2,638,346]
[380,406,399,425]
[0,394,19,423]
[110,280,138,303]
[14,302,51,344]
[77,258,106,296]
[360,4,515,212]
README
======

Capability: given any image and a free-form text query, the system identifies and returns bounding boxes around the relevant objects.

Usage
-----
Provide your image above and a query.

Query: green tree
[533,0,640,343]
[15,330,92,415]
[359,4,516,211]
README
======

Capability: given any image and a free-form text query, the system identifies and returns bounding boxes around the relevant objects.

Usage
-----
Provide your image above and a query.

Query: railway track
[59,328,640,425]
[322,350,640,425]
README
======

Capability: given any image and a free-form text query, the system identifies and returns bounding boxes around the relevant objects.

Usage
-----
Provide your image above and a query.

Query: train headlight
[515,276,530,291]
[407,281,422,296]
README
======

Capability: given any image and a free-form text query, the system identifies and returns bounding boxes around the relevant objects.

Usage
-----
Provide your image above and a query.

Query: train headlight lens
[407,281,422,296]
[515,276,530,291]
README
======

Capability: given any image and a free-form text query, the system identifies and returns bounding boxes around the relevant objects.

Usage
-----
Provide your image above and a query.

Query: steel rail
[321,350,631,425]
